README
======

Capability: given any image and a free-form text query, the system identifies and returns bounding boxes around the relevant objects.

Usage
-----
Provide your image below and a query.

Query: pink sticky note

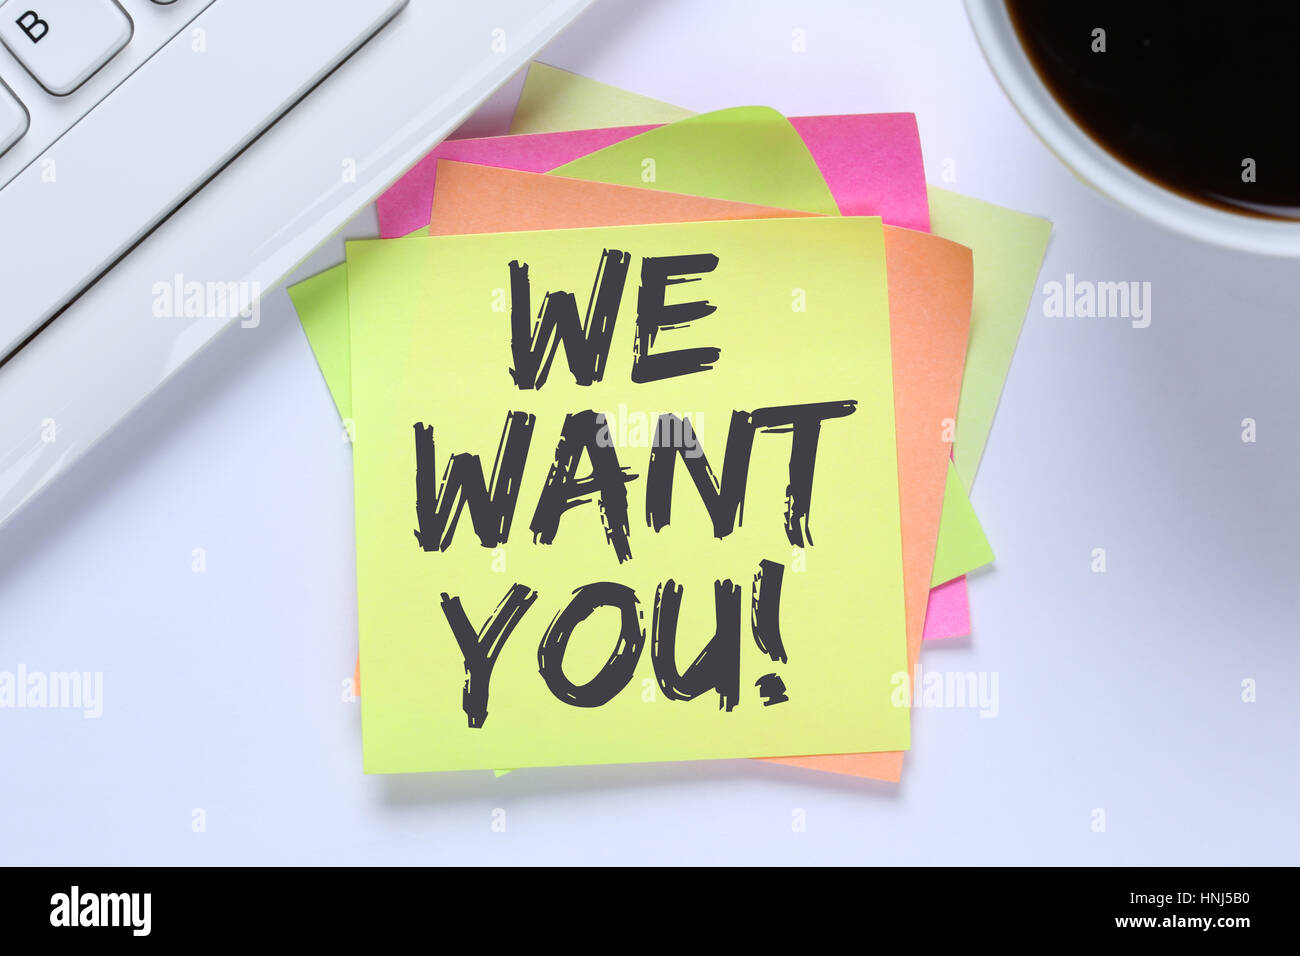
[923,576,971,639]
[790,113,930,230]
[374,110,964,635]
[376,113,929,237]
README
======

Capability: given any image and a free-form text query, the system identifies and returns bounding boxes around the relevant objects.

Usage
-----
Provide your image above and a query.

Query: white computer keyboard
[0,0,592,530]
[0,1,209,175]
[1,0,135,99]
[0,0,407,362]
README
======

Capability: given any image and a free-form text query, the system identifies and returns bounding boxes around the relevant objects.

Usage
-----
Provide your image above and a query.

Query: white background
[1,0,1296,865]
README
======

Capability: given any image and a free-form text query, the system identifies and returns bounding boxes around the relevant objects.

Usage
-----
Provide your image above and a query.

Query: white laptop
[0,0,593,529]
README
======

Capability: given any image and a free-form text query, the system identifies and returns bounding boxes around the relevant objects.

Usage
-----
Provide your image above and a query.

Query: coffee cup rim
[965,0,1300,257]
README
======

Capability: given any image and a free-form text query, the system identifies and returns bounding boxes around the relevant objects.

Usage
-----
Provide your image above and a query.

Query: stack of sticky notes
[287,64,1051,780]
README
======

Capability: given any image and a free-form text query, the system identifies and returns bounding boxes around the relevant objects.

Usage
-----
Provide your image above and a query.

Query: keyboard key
[0,78,27,155]
[0,0,133,96]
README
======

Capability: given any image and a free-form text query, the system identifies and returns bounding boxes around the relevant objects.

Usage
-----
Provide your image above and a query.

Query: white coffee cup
[965,0,1300,257]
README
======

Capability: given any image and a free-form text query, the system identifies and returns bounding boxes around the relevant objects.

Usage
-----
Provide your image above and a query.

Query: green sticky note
[348,217,909,773]
[288,263,352,421]
[511,62,694,135]
[927,186,1053,490]
[289,227,428,421]
[930,460,994,587]
[552,107,840,216]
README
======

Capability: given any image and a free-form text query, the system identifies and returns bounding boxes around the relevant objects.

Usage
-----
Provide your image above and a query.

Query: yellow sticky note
[348,217,909,772]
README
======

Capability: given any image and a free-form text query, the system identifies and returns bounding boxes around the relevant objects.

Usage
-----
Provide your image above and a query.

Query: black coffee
[1006,1,1300,220]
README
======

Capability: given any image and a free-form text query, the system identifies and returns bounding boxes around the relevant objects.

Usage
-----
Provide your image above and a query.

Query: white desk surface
[2,0,1296,865]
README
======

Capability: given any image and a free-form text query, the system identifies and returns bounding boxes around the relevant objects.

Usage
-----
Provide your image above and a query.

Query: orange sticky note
[422,160,972,780]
